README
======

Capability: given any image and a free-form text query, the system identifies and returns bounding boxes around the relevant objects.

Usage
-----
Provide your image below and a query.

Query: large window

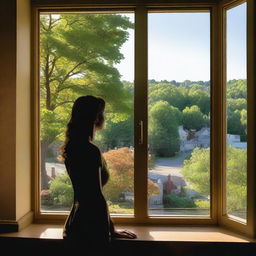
[36,0,252,230]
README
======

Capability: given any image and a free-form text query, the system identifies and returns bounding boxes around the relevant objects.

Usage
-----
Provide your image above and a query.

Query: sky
[115,3,247,82]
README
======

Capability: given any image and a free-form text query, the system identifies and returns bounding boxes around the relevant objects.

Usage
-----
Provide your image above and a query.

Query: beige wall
[0,0,31,224]
[0,0,17,221]
[16,0,31,221]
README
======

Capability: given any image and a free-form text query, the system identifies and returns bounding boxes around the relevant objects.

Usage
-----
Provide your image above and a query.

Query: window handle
[139,120,143,145]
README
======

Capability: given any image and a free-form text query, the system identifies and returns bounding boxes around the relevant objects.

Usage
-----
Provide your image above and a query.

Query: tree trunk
[41,140,50,190]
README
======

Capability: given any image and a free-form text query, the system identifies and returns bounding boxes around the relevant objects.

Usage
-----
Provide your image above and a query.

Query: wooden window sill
[0,224,255,243]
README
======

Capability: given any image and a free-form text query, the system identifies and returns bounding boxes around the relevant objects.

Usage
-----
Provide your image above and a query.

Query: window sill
[0,224,254,243]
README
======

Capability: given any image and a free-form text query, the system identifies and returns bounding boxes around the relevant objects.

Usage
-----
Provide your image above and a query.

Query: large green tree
[182,105,205,131]
[149,101,181,157]
[40,14,133,189]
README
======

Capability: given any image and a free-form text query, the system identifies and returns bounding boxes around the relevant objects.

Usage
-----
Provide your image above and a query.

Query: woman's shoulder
[66,141,101,157]
[86,142,101,153]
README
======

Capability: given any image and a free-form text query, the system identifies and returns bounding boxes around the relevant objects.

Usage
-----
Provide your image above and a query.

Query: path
[149,151,190,178]
[46,162,66,177]
[45,151,191,179]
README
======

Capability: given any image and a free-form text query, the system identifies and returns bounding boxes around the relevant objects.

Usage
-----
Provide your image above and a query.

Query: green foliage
[107,201,134,214]
[40,108,67,143]
[95,115,133,151]
[49,173,74,206]
[148,81,210,115]
[181,147,210,196]
[149,101,181,157]
[195,200,210,209]
[149,83,189,112]
[225,79,247,138]
[227,110,246,136]
[227,79,247,99]
[163,194,196,208]
[188,85,210,115]
[181,146,247,212]
[226,146,247,212]
[40,13,134,149]
[182,105,205,131]
[227,98,247,112]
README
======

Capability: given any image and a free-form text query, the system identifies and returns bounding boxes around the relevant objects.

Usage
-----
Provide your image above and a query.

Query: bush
[40,189,54,206]
[163,194,196,208]
[195,200,210,209]
[49,173,74,207]
[103,147,159,202]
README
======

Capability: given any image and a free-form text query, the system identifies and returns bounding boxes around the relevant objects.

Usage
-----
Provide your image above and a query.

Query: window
[34,0,254,234]
[148,12,211,216]
[225,2,247,222]
[39,12,135,215]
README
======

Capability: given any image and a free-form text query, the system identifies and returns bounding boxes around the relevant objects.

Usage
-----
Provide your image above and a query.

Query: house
[227,134,247,149]
[179,126,210,152]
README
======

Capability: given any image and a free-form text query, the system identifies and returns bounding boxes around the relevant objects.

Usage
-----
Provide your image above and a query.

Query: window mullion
[134,6,148,222]
[247,0,256,238]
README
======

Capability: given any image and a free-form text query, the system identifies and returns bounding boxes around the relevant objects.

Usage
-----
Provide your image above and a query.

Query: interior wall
[0,0,31,224]
[16,0,31,221]
[0,0,17,221]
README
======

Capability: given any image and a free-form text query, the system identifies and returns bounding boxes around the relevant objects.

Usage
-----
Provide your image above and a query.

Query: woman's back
[63,141,111,246]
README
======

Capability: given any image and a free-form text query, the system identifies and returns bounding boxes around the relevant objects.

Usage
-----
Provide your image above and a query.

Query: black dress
[63,141,114,252]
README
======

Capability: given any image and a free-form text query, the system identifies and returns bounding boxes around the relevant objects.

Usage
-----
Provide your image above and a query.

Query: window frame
[218,0,256,237]
[31,0,256,237]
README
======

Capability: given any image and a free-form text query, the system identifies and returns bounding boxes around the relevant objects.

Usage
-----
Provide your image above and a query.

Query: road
[149,151,190,178]
[46,162,66,177]
[45,151,191,179]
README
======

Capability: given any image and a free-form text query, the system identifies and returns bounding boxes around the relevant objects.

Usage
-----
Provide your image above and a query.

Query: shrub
[49,173,74,207]
[195,200,210,209]
[163,194,196,208]
[103,147,159,202]
[40,189,54,206]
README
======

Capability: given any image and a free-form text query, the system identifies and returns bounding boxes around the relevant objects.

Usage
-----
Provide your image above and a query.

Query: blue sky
[116,3,246,82]
[227,3,247,81]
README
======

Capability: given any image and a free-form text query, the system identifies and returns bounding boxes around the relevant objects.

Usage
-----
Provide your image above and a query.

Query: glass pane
[40,13,134,215]
[226,3,247,221]
[148,12,211,216]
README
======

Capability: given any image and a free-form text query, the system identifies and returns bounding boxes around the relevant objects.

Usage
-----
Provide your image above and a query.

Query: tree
[227,109,246,137]
[181,146,247,213]
[149,101,181,157]
[95,114,133,152]
[181,147,210,197]
[102,147,159,202]
[188,87,210,115]
[240,109,247,138]
[227,79,247,99]
[226,146,247,213]
[149,82,189,112]
[40,14,133,189]
[227,98,247,112]
[182,105,205,131]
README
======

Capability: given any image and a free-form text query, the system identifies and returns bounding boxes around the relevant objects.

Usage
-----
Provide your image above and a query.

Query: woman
[62,95,136,253]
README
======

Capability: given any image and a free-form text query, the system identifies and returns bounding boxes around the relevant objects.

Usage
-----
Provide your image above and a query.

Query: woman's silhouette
[61,95,136,254]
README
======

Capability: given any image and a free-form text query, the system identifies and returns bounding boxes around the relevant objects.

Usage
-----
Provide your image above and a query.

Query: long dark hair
[61,95,105,160]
